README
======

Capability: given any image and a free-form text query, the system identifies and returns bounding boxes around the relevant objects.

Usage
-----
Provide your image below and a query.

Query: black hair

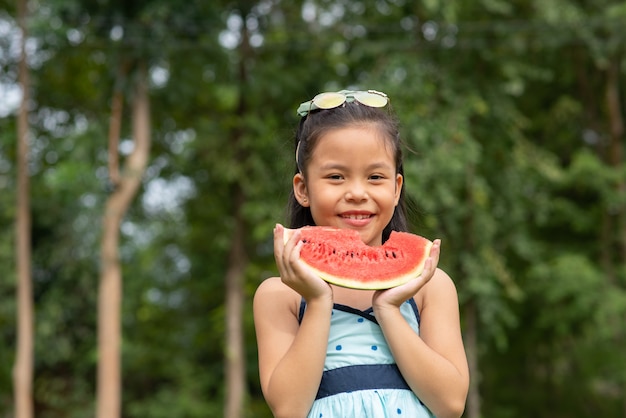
[287,101,408,243]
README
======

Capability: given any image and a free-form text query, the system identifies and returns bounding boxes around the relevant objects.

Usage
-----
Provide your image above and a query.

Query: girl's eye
[328,174,343,180]
[370,174,385,180]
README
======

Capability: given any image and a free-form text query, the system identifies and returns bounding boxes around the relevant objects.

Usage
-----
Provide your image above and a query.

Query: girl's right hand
[273,224,333,302]
[372,239,441,311]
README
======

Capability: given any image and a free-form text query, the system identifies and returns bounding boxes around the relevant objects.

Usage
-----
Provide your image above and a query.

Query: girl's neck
[331,285,375,310]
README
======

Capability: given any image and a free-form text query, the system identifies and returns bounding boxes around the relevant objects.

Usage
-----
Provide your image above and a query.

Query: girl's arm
[253,278,332,418]
[253,225,334,418]
[373,243,470,418]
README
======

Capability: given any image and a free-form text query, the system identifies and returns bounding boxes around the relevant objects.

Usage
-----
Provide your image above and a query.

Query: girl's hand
[273,224,333,302]
[372,239,441,310]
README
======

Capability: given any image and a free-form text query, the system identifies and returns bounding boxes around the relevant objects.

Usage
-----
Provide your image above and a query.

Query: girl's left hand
[371,239,441,309]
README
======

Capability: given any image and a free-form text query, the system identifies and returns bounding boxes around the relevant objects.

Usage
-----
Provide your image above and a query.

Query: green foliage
[1,0,626,416]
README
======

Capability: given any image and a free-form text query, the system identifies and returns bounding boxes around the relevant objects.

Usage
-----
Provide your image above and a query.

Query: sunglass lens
[313,92,346,109]
[354,91,388,108]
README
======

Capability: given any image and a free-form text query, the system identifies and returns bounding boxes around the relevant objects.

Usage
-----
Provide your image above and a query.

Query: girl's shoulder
[430,267,457,288]
[255,276,297,297]
[255,275,286,291]
[253,276,301,320]
[415,268,459,309]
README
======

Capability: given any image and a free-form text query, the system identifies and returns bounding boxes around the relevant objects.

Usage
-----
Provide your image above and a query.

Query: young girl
[253,90,469,418]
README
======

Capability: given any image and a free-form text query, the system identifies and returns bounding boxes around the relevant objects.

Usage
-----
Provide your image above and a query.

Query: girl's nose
[345,181,368,201]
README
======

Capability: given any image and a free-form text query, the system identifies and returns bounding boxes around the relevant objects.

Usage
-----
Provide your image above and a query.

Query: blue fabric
[299,299,434,418]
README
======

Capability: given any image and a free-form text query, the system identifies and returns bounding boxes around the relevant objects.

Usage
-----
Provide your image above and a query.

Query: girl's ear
[293,173,310,207]
[394,173,403,206]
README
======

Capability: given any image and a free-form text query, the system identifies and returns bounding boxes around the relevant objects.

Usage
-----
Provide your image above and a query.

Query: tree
[13,0,33,415]
[97,63,151,418]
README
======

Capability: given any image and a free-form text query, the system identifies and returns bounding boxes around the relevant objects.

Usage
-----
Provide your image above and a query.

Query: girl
[253,90,469,418]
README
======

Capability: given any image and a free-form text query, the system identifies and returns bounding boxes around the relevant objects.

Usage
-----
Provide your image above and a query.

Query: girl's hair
[287,101,408,242]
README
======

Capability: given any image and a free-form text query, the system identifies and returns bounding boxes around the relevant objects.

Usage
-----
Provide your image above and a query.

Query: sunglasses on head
[296,89,389,117]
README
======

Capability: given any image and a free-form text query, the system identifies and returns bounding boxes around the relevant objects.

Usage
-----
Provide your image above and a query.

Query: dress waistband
[316,364,411,400]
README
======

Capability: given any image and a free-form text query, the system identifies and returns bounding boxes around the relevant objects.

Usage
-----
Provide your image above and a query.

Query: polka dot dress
[298,299,434,418]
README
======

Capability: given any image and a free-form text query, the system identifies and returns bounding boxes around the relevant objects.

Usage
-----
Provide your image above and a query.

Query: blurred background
[1,1,625,417]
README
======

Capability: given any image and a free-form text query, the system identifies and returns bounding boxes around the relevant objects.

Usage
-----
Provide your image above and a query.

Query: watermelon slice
[283,226,433,290]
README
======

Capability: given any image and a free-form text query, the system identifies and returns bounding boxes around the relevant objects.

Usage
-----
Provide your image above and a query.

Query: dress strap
[298,297,421,325]
[298,298,307,324]
[407,297,421,325]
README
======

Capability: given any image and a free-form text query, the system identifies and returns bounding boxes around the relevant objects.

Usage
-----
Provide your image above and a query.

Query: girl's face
[293,124,403,247]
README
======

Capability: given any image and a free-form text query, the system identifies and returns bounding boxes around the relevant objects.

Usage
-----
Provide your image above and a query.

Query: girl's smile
[293,124,403,246]
[339,211,374,228]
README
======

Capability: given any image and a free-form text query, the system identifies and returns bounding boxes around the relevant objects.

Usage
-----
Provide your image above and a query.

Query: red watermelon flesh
[283,226,433,290]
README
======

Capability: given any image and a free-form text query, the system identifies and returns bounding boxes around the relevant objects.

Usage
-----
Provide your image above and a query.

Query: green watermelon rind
[283,227,433,290]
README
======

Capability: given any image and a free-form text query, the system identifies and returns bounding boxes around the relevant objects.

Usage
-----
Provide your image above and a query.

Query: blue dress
[298,298,435,418]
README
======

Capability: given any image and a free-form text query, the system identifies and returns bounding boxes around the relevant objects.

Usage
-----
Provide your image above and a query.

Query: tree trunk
[224,14,252,418]
[464,301,481,418]
[224,188,247,418]
[605,56,625,259]
[14,0,34,415]
[107,65,126,189]
[97,64,151,418]
[463,163,481,418]
[604,54,626,418]
[575,49,616,279]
